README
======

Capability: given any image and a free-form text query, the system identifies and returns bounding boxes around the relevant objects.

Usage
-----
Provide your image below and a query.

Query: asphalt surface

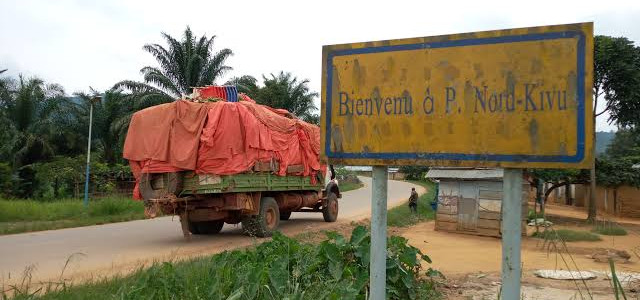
[0,177,423,284]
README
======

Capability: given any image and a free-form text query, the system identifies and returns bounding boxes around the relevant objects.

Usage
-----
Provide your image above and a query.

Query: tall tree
[588,35,640,222]
[0,76,66,167]
[226,75,259,96]
[71,90,133,165]
[227,72,319,124]
[115,27,233,109]
[604,129,640,159]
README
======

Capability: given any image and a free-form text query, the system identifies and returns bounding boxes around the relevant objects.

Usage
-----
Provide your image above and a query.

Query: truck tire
[280,211,292,221]
[242,197,279,237]
[139,172,183,202]
[322,192,338,222]
[189,220,224,235]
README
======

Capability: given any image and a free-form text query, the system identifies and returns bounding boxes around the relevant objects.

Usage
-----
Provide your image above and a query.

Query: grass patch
[5,227,440,300]
[532,229,602,242]
[338,181,364,193]
[387,180,436,227]
[0,197,144,235]
[592,223,628,236]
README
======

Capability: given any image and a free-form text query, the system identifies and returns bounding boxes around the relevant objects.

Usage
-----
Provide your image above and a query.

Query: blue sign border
[325,31,586,163]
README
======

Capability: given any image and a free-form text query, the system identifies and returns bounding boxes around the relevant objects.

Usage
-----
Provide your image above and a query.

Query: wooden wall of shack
[435,179,528,238]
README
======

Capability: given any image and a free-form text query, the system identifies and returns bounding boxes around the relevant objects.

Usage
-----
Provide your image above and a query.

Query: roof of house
[425,168,504,180]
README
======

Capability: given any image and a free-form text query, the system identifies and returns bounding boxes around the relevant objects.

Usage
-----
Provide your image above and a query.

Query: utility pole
[83,95,101,207]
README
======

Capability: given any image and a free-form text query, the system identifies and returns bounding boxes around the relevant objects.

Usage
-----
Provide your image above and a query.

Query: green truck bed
[180,172,325,195]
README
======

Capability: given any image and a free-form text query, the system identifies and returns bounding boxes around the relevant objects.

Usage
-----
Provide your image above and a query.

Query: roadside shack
[426,168,529,238]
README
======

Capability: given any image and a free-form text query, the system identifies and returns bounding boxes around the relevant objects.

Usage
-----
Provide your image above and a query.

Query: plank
[478,210,501,220]
[435,220,457,232]
[436,213,457,223]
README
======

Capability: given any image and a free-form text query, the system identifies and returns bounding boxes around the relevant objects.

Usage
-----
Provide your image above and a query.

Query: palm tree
[1,75,66,167]
[71,90,132,165]
[225,75,259,96]
[256,72,319,123]
[115,27,233,109]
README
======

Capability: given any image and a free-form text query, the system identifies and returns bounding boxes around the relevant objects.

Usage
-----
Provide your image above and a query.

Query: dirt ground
[401,205,640,299]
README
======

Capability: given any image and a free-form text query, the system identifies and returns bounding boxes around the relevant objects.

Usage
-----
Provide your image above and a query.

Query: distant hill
[596,131,616,155]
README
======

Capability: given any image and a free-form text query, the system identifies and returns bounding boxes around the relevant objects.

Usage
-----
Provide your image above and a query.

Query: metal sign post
[501,169,523,299]
[370,166,388,299]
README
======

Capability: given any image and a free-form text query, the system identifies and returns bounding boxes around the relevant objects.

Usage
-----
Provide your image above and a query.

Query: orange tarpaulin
[123,100,323,199]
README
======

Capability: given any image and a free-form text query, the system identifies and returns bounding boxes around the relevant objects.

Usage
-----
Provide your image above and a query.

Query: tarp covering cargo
[123,98,323,199]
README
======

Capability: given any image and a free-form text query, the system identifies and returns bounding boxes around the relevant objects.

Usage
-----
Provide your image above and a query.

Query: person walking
[409,187,418,213]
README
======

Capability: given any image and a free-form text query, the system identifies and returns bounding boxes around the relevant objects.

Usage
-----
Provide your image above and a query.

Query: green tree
[115,27,233,109]
[604,128,640,159]
[0,75,66,167]
[588,35,640,222]
[72,90,133,165]
[226,72,319,123]
[596,129,640,190]
[226,75,259,96]
[398,165,430,180]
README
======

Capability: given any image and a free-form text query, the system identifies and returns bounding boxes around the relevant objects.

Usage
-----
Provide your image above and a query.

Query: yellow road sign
[321,23,593,168]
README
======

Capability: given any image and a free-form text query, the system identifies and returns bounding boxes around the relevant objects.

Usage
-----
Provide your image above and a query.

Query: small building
[426,168,529,238]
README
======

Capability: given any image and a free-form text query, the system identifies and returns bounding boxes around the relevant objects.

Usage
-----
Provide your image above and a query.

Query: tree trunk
[587,123,597,223]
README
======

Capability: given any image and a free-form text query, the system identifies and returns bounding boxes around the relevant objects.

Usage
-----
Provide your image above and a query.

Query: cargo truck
[125,86,340,238]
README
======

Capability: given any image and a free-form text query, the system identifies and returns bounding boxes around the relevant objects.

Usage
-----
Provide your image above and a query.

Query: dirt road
[0,177,423,285]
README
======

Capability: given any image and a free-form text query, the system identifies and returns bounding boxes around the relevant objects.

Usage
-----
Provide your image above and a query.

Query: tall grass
[0,197,144,235]
[387,180,436,227]
[592,221,628,236]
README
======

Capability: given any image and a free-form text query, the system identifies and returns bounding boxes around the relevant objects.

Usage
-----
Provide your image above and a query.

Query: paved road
[0,177,423,284]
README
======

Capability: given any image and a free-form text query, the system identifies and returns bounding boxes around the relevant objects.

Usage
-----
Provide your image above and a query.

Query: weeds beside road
[0,197,144,235]
[336,181,364,193]
[5,227,441,300]
[387,180,436,227]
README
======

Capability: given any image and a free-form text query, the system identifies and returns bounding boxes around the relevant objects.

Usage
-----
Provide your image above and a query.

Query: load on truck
[123,86,340,238]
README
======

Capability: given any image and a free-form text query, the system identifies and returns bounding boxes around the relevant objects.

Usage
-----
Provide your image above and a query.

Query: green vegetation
[592,223,628,236]
[227,72,320,124]
[532,229,602,242]
[115,27,233,108]
[397,166,429,180]
[6,226,440,300]
[338,181,364,193]
[387,180,436,227]
[0,197,144,235]
[526,209,545,221]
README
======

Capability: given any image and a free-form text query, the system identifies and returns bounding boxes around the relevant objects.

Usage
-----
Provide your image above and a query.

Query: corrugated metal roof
[425,168,504,179]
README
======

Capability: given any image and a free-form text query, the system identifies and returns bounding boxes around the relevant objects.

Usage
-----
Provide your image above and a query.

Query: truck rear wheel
[242,197,279,237]
[189,220,224,235]
[322,192,338,222]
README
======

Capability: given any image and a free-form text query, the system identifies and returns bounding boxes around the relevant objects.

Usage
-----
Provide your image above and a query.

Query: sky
[1,0,639,131]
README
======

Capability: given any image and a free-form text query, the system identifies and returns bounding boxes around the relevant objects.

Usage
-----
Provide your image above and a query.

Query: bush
[0,162,12,197]
[399,166,429,180]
